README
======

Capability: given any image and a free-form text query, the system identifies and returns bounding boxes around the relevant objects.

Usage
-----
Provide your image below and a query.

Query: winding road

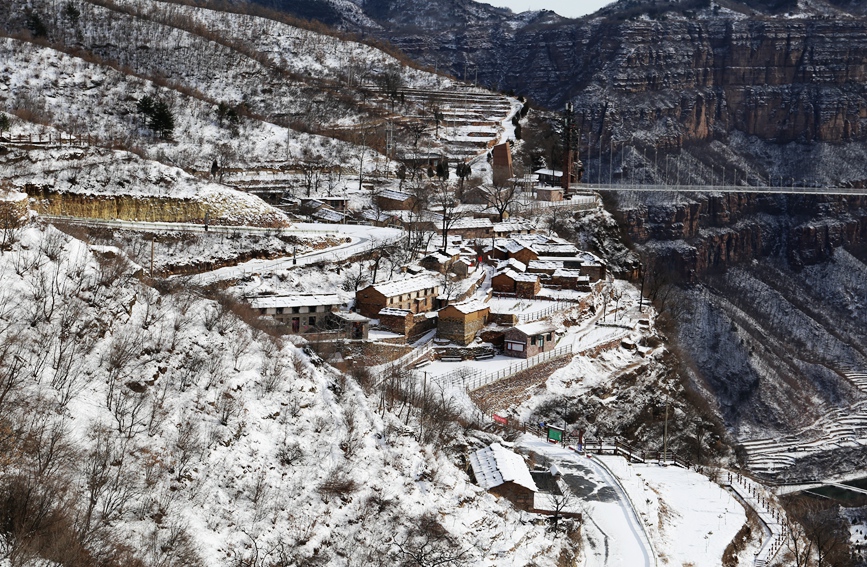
[520,437,655,567]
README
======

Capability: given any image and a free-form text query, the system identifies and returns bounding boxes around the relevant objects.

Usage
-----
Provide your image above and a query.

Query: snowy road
[190,223,404,284]
[519,437,655,567]
[42,215,405,283]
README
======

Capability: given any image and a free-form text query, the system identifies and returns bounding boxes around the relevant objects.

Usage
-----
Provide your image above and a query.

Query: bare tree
[392,513,471,567]
[482,181,520,222]
[341,264,370,293]
[780,497,852,567]
[431,180,464,249]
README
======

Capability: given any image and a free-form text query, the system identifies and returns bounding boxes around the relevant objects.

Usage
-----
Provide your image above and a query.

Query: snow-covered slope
[0,222,572,565]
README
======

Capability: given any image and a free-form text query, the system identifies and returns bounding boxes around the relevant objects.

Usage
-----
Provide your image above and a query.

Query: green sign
[547,427,563,442]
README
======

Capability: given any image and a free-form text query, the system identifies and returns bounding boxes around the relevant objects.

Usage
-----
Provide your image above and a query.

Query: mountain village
[1,0,865,566]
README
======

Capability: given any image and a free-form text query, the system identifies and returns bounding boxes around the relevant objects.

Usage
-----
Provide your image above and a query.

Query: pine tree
[0,113,10,137]
[62,2,80,25]
[149,101,174,140]
[25,11,47,37]
[136,95,155,117]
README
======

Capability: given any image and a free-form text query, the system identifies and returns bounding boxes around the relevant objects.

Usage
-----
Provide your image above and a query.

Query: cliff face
[620,193,867,278]
[295,1,867,174]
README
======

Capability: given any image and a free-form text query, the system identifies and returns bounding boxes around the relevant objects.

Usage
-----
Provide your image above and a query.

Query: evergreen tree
[0,113,10,137]
[136,95,155,117]
[149,101,175,140]
[25,11,47,37]
[62,2,80,25]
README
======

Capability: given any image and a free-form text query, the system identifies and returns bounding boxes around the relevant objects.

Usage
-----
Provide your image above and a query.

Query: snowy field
[519,437,751,567]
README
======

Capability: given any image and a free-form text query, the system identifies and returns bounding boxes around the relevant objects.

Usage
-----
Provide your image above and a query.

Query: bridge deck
[580,183,867,196]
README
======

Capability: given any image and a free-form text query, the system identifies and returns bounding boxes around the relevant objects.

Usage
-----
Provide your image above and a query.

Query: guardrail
[723,472,787,566]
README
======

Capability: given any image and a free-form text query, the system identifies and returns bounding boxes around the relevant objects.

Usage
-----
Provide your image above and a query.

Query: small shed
[536,187,564,202]
[437,300,490,346]
[331,312,370,340]
[534,168,563,187]
[469,443,538,511]
[504,322,557,359]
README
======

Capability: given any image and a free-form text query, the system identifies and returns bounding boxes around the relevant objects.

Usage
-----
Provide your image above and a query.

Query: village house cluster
[246,224,607,360]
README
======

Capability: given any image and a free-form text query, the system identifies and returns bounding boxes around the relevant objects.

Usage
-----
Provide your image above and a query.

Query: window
[536,335,545,347]
[276,308,284,314]
[308,316,316,327]
[292,306,300,314]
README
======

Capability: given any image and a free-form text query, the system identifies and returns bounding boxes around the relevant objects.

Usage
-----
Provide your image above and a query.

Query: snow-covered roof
[248,294,344,310]
[332,311,370,322]
[534,169,563,177]
[451,217,494,230]
[378,307,412,317]
[494,239,527,254]
[513,322,556,337]
[470,443,537,492]
[378,189,413,202]
[493,220,535,234]
[534,243,579,255]
[527,260,562,271]
[313,208,345,222]
[442,300,489,315]
[511,272,540,283]
[370,274,441,297]
[577,251,605,265]
[496,258,527,273]
[361,209,390,222]
[422,251,452,264]
[553,269,588,280]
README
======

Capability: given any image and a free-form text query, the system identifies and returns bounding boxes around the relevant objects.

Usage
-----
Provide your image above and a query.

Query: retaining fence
[2,133,91,147]
[437,343,575,392]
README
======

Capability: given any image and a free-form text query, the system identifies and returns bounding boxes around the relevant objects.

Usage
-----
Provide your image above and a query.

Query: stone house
[552,268,591,291]
[356,274,442,319]
[495,258,527,274]
[448,217,494,240]
[437,300,490,346]
[526,260,561,276]
[491,270,541,297]
[248,294,344,333]
[469,443,537,512]
[419,250,459,274]
[377,308,437,340]
[503,322,557,359]
[331,312,371,340]
[493,220,536,237]
[375,189,416,211]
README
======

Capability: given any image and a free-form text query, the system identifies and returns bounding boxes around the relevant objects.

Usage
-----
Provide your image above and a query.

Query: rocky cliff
[272,0,867,183]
